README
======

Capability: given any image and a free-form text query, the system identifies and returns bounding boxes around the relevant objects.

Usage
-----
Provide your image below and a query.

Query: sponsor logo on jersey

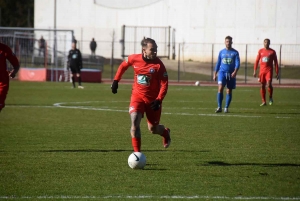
[222,58,232,64]
[262,57,269,62]
[137,74,150,86]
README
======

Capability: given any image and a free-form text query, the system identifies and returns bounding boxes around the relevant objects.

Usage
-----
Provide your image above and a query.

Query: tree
[0,0,34,27]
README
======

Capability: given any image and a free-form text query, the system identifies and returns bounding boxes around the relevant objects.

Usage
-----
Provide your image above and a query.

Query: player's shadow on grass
[40,149,130,153]
[202,161,300,167]
[40,149,210,153]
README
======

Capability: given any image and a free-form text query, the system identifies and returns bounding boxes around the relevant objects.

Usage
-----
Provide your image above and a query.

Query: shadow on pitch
[40,149,131,153]
[39,149,211,153]
[201,161,300,167]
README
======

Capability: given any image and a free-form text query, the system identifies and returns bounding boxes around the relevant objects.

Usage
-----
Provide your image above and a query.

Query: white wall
[35,0,300,58]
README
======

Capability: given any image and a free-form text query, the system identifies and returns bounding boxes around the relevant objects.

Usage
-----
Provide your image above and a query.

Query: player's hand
[253,72,257,77]
[276,74,279,80]
[213,75,217,81]
[150,99,161,111]
[111,80,119,94]
[231,71,237,78]
[9,70,17,78]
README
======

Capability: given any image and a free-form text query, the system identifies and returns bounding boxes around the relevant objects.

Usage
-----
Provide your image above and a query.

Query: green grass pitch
[0,81,300,200]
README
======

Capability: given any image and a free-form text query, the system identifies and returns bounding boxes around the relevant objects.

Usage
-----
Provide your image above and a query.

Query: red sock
[161,128,169,138]
[131,138,141,152]
[260,88,266,103]
[268,87,273,98]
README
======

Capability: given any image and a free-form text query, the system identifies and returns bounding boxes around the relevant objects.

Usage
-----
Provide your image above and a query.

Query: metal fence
[176,43,300,84]
[120,25,172,59]
[1,27,299,84]
[0,27,104,82]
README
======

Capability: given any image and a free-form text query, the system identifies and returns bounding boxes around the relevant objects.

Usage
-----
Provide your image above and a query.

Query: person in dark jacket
[90,38,97,58]
[67,40,84,89]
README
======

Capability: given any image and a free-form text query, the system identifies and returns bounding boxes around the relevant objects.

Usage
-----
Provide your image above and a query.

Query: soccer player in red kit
[0,42,20,112]
[111,38,171,152]
[253,39,279,106]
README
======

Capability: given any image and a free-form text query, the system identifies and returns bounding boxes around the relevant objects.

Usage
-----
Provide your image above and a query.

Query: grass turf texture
[100,64,300,81]
[1,81,300,200]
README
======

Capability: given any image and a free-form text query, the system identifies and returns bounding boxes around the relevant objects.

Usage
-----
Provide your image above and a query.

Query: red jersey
[254,48,278,75]
[114,54,168,102]
[0,43,19,75]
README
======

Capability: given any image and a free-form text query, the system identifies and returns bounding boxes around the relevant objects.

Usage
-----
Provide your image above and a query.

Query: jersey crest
[149,68,155,73]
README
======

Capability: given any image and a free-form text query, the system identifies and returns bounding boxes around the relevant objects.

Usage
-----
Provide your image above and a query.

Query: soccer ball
[195,81,200,86]
[128,152,146,169]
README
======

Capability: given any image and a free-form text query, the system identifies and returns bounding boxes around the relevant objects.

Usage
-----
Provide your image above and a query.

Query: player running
[0,42,20,113]
[111,38,171,152]
[253,38,279,106]
[213,36,240,113]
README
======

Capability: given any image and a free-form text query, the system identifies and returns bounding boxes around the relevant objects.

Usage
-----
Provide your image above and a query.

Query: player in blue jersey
[213,36,240,113]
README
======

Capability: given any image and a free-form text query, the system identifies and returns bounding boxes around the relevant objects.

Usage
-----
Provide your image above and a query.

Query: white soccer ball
[128,152,146,169]
[195,81,200,86]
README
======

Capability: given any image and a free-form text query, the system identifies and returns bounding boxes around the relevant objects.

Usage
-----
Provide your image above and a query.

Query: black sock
[72,77,75,87]
[78,76,82,86]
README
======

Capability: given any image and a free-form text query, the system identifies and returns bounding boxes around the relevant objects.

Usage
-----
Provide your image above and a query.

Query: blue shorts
[218,71,236,89]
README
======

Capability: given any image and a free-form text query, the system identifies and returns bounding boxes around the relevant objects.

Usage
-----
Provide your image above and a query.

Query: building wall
[34,0,300,59]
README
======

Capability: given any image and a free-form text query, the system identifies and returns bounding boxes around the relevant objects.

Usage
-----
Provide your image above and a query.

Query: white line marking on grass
[54,103,264,118]
[7,103,295,119]
[1,195,300,200]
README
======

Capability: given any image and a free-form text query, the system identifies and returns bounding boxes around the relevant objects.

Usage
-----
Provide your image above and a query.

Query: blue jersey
[215,48,240,73]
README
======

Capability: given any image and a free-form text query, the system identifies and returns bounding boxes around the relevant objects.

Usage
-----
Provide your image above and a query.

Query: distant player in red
[0,42,20,113]
[253,38,279,106]
[111,38,171,152]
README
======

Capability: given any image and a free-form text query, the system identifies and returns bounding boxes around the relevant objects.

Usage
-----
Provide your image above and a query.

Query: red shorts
[258,70,273,84]
[129,93,161,126]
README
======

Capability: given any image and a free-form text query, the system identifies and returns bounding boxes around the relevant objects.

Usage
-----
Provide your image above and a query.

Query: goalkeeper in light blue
[213,36,240,113]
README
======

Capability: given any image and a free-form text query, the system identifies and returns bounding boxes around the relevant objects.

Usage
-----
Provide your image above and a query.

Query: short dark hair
[264,38,270,43]
[141,37,157,48]
[225,36,232,41]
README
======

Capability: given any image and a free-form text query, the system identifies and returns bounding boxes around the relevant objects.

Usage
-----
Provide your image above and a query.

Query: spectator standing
[90,38,97,58]
[38,36,46,57]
